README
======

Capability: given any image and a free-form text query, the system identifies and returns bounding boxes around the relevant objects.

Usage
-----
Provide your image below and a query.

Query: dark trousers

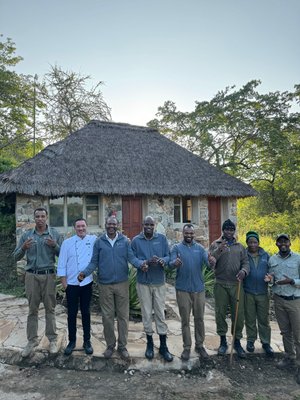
[66,282,93,343]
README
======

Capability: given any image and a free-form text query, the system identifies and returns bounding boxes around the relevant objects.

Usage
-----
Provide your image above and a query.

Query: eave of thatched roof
[0,121,257,198]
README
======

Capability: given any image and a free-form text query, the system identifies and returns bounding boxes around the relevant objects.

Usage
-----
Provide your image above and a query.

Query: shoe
[83,340,93,355]
[21,341,38,358]
[217,336,228,356]
[262,343,274,357]
[159,334,173,362]
[234,339,246,358]
[118,347,130,360]
[103,346,114,359]
[145,335,154,360]
[181,349,190,361]
[277,358,295,370]
[49,340,58,354]
[196,346,209,360]
[246,341,255,353]
[64,341,76,356]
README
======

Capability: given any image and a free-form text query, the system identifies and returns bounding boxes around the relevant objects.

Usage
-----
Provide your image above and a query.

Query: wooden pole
[230,280,241,365]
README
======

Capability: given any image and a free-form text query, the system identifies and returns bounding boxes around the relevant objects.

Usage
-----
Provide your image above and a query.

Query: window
[174,196,192,223]
[67,197,83,226]
[49,197,64,227]
[86,195,99,225]
[49,195,101,228]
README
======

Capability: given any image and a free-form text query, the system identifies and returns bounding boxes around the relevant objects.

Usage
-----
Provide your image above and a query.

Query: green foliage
[128,264,141,315]
[203,265,215,297]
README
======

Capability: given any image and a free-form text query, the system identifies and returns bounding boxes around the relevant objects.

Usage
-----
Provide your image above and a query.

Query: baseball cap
[276,233,290,241]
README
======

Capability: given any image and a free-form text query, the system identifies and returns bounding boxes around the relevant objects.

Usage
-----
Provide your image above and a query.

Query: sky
[1,0,299,126]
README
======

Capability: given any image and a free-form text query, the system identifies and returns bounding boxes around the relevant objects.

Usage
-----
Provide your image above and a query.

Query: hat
[276,233,290,241]
[222,219,236,231]
[246,231,260,242]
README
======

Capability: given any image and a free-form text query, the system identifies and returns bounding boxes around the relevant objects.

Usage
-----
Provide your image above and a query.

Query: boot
[159,334,173,362]
[145,334,154,360]
[234,339,246,358]
[217,335,228,356]
[246,340,255,353]
[262,343,274,357]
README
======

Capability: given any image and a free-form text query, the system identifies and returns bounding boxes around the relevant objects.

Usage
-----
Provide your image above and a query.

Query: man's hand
[45,237,57,248]
[77,272,85,282]
[173,256,182,268]
[22,238,36,251]
[275,274,294,285]
[148,255,164,266]
[208,252,216,268]
[264,273,274,283]
[60,277,67,289]
[236,270,246,282]
[141,261,149,272]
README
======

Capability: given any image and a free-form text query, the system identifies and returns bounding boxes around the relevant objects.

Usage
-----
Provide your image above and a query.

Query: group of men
[14,208,300,382]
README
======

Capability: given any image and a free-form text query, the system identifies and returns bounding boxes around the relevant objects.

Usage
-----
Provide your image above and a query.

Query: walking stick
[230,280,241,365]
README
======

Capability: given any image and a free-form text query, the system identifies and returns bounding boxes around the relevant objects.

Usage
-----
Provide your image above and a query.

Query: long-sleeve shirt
[169,240,209,293]
[131,232,170,285]
[13,226,62,271]
[82,232,139,284]
[268,251,300,297]
[209,235,249,284]
[57,234,97,286]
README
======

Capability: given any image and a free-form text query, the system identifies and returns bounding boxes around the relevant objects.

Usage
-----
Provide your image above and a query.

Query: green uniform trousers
[214,282,244,340]
[244,292,271,344]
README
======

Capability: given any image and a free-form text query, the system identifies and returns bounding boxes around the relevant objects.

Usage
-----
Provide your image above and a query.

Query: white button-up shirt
[57,234,97,286]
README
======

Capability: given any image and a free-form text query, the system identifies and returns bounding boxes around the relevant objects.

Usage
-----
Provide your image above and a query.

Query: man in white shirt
[57,218,97,356]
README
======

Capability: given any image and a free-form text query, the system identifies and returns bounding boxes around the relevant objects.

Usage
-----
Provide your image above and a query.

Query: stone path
[0,285,284,371]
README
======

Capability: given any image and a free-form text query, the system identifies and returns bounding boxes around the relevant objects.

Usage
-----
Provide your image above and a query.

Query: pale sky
[1,0,299,126]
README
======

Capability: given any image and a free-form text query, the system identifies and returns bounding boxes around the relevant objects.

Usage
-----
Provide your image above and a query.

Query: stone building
[0,121,256,247]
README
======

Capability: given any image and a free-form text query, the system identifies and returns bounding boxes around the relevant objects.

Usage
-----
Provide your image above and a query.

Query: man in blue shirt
[78,216,138,360]
[57,218,96,356]
[170,224,215,361]
[131,215,173,362]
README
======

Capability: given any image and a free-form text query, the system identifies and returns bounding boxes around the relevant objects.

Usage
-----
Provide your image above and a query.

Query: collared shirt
[57,234,97,286]
[105,233,118,247]
[13,226,62,271]
[269,251,300,297]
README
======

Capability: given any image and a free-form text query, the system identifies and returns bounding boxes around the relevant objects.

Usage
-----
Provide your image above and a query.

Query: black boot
[145,334,154,360]
[159,334,173,362]
[217,335,228,356]
[234,339,246,358]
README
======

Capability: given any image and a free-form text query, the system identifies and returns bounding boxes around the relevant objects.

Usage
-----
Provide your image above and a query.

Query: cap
[222,219,236,231]
[276,233,290,241]
[246,231,259,242]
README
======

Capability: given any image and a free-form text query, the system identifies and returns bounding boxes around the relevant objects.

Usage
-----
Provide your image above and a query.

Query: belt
[276,294,300,301]
[27,269,55,275]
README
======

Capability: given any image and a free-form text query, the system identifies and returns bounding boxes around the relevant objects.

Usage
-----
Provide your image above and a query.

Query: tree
[0,35,39,161]
[39,65,112,141]
[148,81,300,217]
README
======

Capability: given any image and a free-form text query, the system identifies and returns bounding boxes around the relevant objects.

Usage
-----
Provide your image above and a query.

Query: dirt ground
[1,355,300,400]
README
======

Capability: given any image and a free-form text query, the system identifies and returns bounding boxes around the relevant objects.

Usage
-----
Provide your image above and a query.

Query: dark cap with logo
[276,233,290,241]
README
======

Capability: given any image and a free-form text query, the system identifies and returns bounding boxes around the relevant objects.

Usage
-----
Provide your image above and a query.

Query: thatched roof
[0,121,256,198]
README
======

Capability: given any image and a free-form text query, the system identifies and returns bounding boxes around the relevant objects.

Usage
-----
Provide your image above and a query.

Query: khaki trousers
[176,290,205,350]
[99,281,129,349]
[274,295,300,365]
[25,272,57,342]
[136,283,168,335]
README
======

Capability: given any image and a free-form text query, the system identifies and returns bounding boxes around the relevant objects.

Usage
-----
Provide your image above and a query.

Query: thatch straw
[0,121,256,198]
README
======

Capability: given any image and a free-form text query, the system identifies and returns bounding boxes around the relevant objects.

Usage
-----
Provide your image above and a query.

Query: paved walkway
[0,285,284,371]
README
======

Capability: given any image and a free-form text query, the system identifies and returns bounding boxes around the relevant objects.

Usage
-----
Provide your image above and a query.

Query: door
[122,197,142,239]
[208,197,221,244]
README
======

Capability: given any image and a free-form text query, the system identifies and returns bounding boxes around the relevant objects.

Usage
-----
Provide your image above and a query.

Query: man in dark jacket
[78,216,138,360]
[209,219,249,358]
[243,231,273,356]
